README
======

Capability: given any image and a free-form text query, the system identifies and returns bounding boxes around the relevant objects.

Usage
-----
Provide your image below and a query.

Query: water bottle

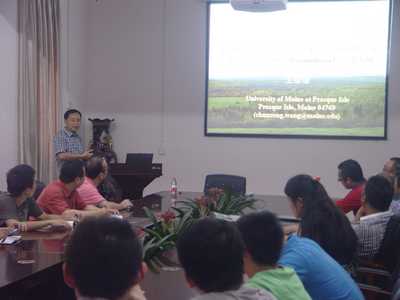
[170,177,178,205]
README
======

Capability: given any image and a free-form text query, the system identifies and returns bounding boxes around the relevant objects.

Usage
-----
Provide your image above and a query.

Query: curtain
[18,0,60,183]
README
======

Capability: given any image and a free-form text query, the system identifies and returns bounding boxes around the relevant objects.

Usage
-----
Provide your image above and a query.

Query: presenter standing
[54,109,93,170]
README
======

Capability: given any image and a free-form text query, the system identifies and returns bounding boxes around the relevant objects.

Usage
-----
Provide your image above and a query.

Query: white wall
[0,0,18,190]
[84,0,400,197]
[0,0,90,189]
[60,0,90,141]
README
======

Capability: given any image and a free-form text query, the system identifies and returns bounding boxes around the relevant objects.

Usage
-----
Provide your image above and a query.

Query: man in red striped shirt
[336,159,366,215]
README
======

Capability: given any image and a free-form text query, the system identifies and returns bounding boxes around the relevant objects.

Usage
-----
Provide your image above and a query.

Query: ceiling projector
[230,0,287,12]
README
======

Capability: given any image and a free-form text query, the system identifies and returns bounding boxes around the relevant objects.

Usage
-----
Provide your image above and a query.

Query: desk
[109,163,162,199]
[133,191,292,217]
[0,192,292,300]
[0,232,71,300]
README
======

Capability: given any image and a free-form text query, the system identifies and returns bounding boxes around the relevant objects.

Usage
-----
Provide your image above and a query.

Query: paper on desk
[0,235,21,244]
[212,212,240,222]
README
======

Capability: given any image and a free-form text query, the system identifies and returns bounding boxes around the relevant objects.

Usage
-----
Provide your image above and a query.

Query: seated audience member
[336,159,366,214]
[177,218,277,300]
[63,217,146,300]
[352,175,394,260]
[284,175,357,266]
[0,165,70,232]
[37,160,117,220]
[390,182,400,215]
[279,235,363,300]
[77,156,132,210]
[382,157,400,179]
[382,157,400,215]
[237,211,311,300]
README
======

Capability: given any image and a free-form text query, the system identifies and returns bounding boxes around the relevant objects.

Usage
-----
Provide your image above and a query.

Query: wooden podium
[109,163,162,199]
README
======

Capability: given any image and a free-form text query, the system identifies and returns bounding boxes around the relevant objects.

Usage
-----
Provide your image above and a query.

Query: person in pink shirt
[78,156,132,210]
[38,160,117,220]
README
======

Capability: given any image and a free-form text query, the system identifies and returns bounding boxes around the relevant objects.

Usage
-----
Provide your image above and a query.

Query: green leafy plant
[141,189,257,273]
[141,207,193,273]
[177,188,258,219]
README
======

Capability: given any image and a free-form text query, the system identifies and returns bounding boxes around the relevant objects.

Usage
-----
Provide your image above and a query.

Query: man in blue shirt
[279,234,363,300]
[54,109,93,169]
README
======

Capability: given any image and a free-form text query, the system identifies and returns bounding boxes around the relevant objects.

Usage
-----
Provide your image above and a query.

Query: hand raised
[81,149,94,160]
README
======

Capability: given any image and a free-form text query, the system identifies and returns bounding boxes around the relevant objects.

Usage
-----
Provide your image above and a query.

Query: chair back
[393,277,400,300]
[204,174,246,195]
[375,215,400,282]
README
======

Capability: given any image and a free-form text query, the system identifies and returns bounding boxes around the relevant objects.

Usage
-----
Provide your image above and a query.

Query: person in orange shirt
[336,159,366,215]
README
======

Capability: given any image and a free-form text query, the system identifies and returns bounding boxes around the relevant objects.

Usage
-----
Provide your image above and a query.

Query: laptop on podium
[125,153,153,172]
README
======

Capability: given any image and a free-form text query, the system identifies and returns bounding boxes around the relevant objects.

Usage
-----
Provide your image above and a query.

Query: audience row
[1,156,400,299]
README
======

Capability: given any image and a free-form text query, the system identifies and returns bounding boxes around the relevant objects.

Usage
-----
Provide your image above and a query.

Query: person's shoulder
[79,177,91,188]
[284,235,324,254]
[273,266,298,276]
[40,181,64,197]
[189,286,277,300]
[25,197,37,205]
[236,285,277,300]
[123,285,146,300]
[77,178,96,194]
[285,234,303,246]
[54,128,66,138]
[0,192,14,205]
[351,184,365,194]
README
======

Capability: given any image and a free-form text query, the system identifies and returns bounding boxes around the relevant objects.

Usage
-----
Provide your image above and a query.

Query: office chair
[204,174,246,195]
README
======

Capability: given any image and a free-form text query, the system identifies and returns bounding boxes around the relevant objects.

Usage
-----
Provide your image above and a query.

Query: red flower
[160,210,176,223]
[136,227,145,238]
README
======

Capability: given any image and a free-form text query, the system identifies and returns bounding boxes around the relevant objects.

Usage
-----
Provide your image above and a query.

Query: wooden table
[0,231,72,300]
[0,192,292,300]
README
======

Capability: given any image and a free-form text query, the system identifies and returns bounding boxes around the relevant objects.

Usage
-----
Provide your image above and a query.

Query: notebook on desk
[125,153,153,172]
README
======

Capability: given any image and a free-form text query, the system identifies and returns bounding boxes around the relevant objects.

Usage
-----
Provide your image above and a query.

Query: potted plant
[141,207,193,273]
[177,188,258,219]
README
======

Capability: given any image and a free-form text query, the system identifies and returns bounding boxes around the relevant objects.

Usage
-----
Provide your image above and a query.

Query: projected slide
[206,1,390,138]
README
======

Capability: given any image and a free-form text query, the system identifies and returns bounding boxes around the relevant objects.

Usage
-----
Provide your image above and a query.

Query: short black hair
[59,160,85,183]
[365,175,393,211]
[64,109,82,120]
[7,165,35,197]
[237,211,283,266]
[65,217,142,299]
[85,156,106,179]
[338,159,365,182]
[177,218,244,293]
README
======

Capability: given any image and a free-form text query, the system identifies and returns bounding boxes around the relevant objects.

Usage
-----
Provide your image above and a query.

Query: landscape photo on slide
[206,1,390,138]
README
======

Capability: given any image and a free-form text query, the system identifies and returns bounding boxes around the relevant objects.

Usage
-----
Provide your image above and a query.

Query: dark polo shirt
[0,192,43,226]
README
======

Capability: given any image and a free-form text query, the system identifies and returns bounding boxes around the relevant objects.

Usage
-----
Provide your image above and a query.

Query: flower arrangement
[141,207,193,273]
[141,188,258,273]
[177,188,258,219]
